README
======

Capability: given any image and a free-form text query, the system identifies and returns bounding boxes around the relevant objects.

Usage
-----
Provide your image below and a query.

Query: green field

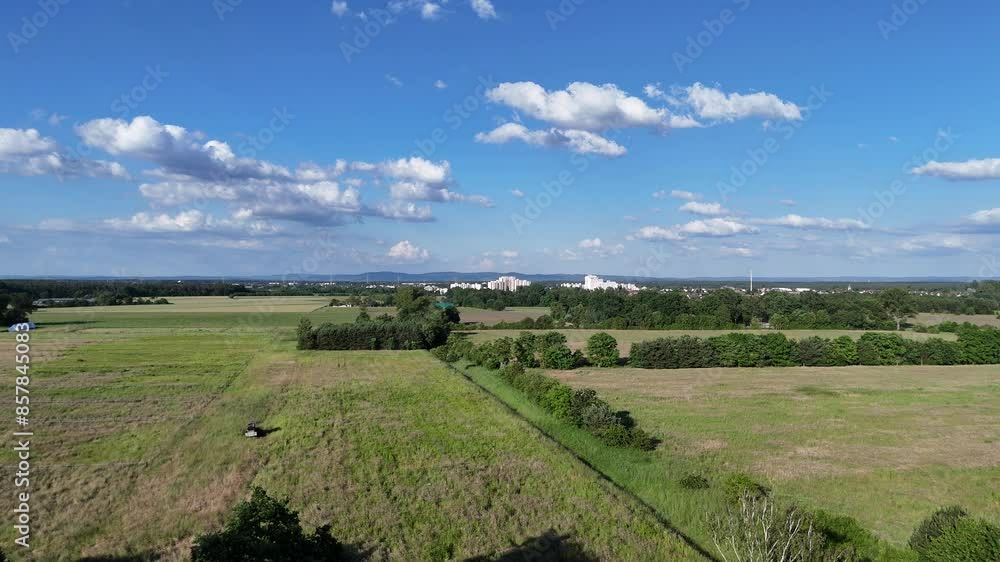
[537,364,1000,547]
[461,328,956,357]
[0,305,701,560]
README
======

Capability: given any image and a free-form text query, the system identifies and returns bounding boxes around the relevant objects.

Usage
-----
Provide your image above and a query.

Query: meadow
[543,364,1000,546]
[915,312,1000,327]
[462,328,955,358]
[0,300,702,560]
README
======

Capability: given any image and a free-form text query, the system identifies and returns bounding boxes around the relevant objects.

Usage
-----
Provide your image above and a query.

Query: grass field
[0,309,702,560]
[457,306,550,325]
[462,328,956,357]
[542,364,1000,547]
[915,312,1000,327]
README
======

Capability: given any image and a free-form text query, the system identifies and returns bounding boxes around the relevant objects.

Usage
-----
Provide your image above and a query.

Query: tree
[585,332,620,367]
[191,486,344,561]
[0,290,35,325]
[879,288,917,331]
[393,286,433,320]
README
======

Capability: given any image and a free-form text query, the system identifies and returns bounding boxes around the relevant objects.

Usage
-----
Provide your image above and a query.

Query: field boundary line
[438,358,717,562]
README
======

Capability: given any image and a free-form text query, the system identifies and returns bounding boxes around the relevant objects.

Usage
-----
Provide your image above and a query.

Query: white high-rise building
[565,274,639,292]
[486,276,532,292]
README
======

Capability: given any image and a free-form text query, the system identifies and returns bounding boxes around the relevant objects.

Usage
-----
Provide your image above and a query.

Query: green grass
[461,328,956,357]
[0,322,702,560]
[538,364,1000,549]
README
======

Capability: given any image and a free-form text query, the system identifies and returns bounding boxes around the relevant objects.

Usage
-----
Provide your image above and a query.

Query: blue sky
[2,0,998,278]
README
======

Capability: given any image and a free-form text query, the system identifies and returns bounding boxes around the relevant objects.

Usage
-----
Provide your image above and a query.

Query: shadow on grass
[464,529,599,562]
[77,554,159,562]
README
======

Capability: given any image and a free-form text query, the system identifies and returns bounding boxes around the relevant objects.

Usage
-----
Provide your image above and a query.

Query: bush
[825,335,859,366]
[857,332,907,365]
[723,473,769,504]
[909,506,968,553]
[541,344,575,369]
[297,318,315,350]
[307,318,448,350]
[586,332,620,367]
[918,517,1000,561]
[679,474,710,490]
[191,486,344,561]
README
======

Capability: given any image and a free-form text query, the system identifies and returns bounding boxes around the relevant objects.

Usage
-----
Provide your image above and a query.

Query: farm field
[456,306,550,325]
[0,320,701,560]
[544,364,1000,546]
[462,328,956,357]
[915,312,1000,327]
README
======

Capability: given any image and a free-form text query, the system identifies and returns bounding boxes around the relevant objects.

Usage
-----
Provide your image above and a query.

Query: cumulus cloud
[434,79,448,89]
[780,199,797,206]
[679,201,728,216]
[634,218,757,241]
[966,208,1000,224]
[420,2,441,19]
[379,156,451,184]
[670,189,700,201]
[720,245,758,258]
[754,214,869,231]
[510,188,525,198]
[474,122,626,157]
[577,237,625,257]
[372,201,434,222]
[470,0,496,19]
[0,127,130,180]
[485,81,685,132]
[104,209,278,235]
[387,240,430,262]
[388,181,493,207]
[331,1,349,16]
[911,158,1000,180]
[671,83,802,122]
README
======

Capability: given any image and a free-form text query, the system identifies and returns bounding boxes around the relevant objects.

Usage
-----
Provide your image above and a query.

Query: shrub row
[297,318,448,350]
[433,334,656,450]
[629,328,1000,369]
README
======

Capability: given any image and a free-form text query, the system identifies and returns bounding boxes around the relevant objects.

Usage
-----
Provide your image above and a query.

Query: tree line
[628,326,1000,369]
[448,283,1000,330]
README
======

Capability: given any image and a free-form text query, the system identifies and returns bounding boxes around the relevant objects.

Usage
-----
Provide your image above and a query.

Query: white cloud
[780,199,797,206]
[388,181,492,207]
[373,201,434,222]
[474,122,626,157]
[720,245,758,258]
[576,237,624,258]
[678,218,757,236]
[911,158,1000,180]
[676,83,802,122]
[104,209,278,235]
[898,235,970,255]
[966,208,1000,224]
[679,201,728,216]
[331,1,349,16]
[484,81,681,132]
[434,79,448,89]
[470,0,496,19]
[0,235,9,244]
[387,240,430,262]
[670,189,700,201]
[420,2,441,19]
[651,190,668,199]
[47,113,68,126]
[0,127,130,180]
[379,156,451,184]
[510,188,525,198]
[632,226,685,241]
[755,214,869,231]
[384,74,403,88]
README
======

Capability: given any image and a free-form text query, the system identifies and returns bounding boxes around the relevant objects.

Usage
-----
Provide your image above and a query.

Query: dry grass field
[462,328,955,357]
[0,308,702,560]
[547,364,1000,545]
[456,306,550,325]
[915,312,1000,327]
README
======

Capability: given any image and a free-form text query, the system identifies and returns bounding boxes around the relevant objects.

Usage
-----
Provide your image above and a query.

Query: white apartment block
[561,274,639,292]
